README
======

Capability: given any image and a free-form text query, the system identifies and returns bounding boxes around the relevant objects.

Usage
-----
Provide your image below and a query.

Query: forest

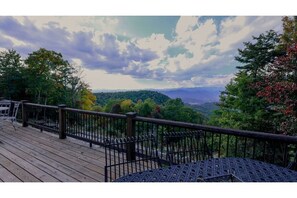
[209,16,297,135]
[94,90,170,106]
[1,16,297,134]
[0,48,96,110]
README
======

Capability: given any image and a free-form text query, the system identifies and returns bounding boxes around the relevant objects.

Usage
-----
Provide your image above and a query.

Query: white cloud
[13,16,119,45]
[83,68,176,90]
[2,34,27,46]
[136,33,170,56]
[0,16,284,89]
[216,16,282,53]
[175,16,198,36]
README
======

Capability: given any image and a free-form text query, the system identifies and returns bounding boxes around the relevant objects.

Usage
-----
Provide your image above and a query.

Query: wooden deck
[0,120,106,182]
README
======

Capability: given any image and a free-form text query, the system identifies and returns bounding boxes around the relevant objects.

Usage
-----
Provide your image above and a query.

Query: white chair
[0,101,11,117]
[0,102,20,131]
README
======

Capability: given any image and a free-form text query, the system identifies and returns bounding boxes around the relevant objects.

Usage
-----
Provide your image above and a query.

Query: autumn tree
[256,44,297,134]
[280,16,297,49]
[78,86,97,110]
[251,16,297,135]
[120,99,134,113]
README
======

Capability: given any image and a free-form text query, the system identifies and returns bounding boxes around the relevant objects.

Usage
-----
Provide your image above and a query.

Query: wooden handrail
[24,102,58,109]
[64,107,126,119]
[134,116,297,144]
[23,102,297,144]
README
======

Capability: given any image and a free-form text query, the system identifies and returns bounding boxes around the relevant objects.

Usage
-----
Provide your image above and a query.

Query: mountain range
[156,87,224,105]
[93,87,224,105]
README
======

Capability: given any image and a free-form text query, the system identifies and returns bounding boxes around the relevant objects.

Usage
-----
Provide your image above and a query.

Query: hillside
[94,90,170,106]
[187,102,219,118]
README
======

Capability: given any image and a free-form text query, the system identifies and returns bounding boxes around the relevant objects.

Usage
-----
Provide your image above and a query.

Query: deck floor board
[0,121,106,182]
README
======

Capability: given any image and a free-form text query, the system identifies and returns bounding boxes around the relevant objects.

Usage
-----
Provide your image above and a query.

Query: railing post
[126,112,137,161]
[21,100,28,127]
[58,104,67,139]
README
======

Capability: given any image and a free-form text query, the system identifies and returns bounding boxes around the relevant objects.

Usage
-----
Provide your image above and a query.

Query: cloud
[175,16,198,36]
[0,16,284,89]
[216,16,282,53]
[0,16,158,75]
[136,33,170,55]
[83,68,175,90]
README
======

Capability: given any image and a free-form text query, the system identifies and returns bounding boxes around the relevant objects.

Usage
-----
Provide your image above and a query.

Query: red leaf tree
[256,44,297,134]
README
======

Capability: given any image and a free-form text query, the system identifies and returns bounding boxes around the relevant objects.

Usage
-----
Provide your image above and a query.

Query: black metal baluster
[263,141,266,162]
[272,142,276,164]
[244,138,247,158]
[218,133,222,158]
[211,132,214,158]
[234,136,238,157]
[252,139,256,159]
[226,135,230,157]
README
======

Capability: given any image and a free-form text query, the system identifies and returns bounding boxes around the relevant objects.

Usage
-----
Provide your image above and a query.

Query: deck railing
[19,101,297,169]
[64,107,127,146]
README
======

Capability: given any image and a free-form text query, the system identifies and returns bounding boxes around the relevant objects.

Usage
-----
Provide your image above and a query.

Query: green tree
[235,30,281,78]
[24,48,90,107]
[92,105,103,112]
[104,99,123,113]
[162,98,204,124]
[120,99,134,113]
[134,98,157,117]
[210,30,281,132]
[0,49,26,100]
[209,72,273,131]
[25,48,71,104]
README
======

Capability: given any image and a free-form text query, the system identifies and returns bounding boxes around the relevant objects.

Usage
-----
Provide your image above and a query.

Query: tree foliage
[235,30,282,78]
[0,49,26,100]
[256,44,297,134]
[78,86,97,110]
[94,90,170,106]
[134,99,157,117]
[211,17,297,136]
[210,30,281,132]
[0,48,96,109]
[281,16,297,49]
[161,98,204,123]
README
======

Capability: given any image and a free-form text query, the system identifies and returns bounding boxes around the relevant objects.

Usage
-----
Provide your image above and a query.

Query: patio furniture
[162,130,213,165]
[0,102,11,131]
[104,134,161,182]
[0,102,11,117]
[0,102,20,131]
[114,157,297,182]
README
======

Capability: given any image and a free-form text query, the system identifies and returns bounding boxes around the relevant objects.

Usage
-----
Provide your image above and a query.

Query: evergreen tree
[210,30,281,132]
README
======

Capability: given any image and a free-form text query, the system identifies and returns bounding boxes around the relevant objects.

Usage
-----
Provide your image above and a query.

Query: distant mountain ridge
[157,87,223,105]
[93,90,170,106]
[93,87,224,105]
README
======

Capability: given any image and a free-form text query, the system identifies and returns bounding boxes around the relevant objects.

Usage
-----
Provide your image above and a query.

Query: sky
[0,16,283,90]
